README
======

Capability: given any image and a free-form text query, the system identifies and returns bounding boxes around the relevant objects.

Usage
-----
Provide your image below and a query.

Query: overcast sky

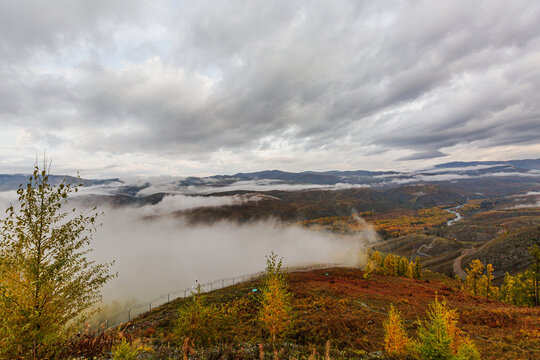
[1,0,539,178]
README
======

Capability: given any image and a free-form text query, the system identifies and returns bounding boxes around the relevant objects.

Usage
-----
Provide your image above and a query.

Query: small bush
[111,338,140,360]
[455,339,481,360]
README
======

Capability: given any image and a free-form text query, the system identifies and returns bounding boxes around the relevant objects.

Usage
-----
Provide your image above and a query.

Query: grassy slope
[373,233,470,258]
[126,268,539,360]
[462,225,540,276]
[440,209,540,244]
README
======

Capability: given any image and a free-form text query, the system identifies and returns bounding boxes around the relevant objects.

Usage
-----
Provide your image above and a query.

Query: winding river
[445,205,463,226]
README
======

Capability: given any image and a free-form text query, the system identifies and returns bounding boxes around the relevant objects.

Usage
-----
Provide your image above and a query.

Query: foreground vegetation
[70,266,537,360]
[1,165,539,359]
[0,164,114,359]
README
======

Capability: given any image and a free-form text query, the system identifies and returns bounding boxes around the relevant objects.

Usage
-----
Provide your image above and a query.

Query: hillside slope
[124,267,539,359]
[462,225,540,276]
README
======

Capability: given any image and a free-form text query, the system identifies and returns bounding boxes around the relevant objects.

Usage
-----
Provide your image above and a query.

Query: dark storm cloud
[0,0,539,170]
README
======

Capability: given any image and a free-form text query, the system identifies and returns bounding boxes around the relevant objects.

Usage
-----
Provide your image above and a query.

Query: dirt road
[453,236,500,279]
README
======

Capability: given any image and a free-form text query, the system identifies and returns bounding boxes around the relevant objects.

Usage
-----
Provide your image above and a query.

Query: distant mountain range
[172,158,540,189]
[0,158,538,193]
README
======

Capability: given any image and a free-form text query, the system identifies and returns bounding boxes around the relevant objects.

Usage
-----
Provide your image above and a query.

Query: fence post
[108,264,347,328]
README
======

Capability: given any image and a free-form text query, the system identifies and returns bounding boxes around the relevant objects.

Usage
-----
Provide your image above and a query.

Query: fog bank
[91,205,377,302]
[0,187,378,305]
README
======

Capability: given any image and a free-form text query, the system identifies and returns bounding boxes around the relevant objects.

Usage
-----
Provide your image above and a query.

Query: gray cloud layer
[0,0,539,176]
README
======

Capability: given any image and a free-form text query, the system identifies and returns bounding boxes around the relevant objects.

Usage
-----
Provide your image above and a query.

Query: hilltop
[116,267,539,360]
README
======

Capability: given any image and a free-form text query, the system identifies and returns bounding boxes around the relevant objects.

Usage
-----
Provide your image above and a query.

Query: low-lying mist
[0,187,378,309]
[90,204,377,303]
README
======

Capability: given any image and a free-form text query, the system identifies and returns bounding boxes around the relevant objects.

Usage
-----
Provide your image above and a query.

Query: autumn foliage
[0,163,114,359]
[464,255,540,306]
[415,298,480,360]
[299,206,455,238]
[259,252,293,357]
[465,259,484,297]
[383,305,410,358]
[383,297,480,360]
[365,250,422,280]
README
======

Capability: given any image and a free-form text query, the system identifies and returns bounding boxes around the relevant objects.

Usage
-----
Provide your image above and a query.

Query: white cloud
[1,1,540,175]
[178,181,371,195]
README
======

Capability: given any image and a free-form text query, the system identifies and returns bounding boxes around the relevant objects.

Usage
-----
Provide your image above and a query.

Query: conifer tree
[383,305,410,358]
[465,260,484,297]
[413,256,422,279]
[500,271,535,306]
[378,253,386,271]
[370,250,382,274]
[406,261,414,279]
[397,257,408,277]
[484,264,495,299]
[415,298,454,360]
[500,272,516,305]
[0,163,114,359]
[516,271,535,306]
[383,254,396,276]
[363,261,373,280]
[415,298,480,360]
[396,257,403,276]
[403,257,410,276]
[259,252,293,358]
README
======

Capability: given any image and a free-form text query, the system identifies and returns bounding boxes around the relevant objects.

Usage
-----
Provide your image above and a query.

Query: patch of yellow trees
[364,250,422,280]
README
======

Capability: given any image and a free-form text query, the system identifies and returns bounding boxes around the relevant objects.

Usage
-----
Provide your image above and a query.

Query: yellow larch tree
[465,259,484,297]
[383,305,410,359]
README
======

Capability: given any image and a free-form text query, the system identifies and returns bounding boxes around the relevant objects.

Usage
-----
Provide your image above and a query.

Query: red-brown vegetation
[120,268,539,359]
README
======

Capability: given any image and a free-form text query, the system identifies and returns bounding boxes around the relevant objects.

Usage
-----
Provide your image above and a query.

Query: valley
[1,158,539,359]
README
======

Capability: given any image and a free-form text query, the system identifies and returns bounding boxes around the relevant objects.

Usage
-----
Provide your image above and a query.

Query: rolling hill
[109,267,539,360]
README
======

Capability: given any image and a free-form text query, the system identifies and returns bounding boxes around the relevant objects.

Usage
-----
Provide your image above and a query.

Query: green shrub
[111,338,140,360]
[415,299,454,360]
[455,339,481,360]
[175,285,224,348]
[414,298,480,360]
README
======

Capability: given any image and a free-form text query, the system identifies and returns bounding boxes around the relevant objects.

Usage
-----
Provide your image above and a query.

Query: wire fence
[102,263,348,330]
